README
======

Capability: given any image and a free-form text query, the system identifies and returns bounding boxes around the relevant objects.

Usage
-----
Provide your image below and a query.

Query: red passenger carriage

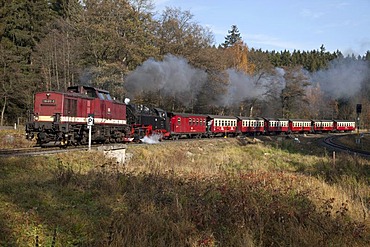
[289,119,312,133]
[168,112,207,140]
[207,115,238,137]
[264,118,289,134]
[334,120,356,132]
[237,117,265,135]
[311,120,334,133]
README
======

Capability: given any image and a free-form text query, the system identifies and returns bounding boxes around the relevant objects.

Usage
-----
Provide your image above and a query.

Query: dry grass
[0,128,35,149]
[0,137,369,246]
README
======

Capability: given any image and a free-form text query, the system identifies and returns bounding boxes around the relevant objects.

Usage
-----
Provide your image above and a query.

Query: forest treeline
[1,0,369,127]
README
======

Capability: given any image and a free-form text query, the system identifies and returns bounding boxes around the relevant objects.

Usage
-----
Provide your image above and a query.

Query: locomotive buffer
[87,114,94,150]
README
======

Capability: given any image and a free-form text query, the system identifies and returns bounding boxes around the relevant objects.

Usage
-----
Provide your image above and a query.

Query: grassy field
[0,131,369,246]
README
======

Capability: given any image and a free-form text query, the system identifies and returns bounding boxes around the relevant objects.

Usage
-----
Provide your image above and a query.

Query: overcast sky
[153,0,370,56]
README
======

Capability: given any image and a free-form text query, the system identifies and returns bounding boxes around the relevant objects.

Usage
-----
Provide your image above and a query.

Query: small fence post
[332,151,336,167]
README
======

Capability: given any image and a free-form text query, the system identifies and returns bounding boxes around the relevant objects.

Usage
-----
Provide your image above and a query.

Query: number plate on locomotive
[42,99,55,103]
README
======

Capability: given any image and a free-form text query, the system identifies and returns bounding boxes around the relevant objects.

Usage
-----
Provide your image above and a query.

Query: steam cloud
[310,58,369,99]
[125,54,369,109]
[220,69,269,106]
[124,54,207,106]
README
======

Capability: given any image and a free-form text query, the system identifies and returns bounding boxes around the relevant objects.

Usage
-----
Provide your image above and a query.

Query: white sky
[153,0,370,56]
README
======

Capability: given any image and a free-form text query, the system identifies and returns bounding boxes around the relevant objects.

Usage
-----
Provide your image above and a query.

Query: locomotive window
[86,89,96,98]
[189,118,192,125]
[105,94,112,101]
[178,117,181,125]
[97,92,105,100]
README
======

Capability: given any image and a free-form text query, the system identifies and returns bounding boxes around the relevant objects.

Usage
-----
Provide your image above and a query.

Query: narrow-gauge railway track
[322,134,370,158]
[0,142,133,158]
[0,146,89,158]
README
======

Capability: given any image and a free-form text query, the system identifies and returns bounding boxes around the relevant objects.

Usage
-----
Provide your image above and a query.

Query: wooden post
[332,151,336,167]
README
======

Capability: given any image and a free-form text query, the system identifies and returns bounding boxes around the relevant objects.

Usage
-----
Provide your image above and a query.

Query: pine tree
[222,25,242,48]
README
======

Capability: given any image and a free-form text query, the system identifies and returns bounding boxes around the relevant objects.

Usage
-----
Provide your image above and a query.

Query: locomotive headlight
[34,116,39,121]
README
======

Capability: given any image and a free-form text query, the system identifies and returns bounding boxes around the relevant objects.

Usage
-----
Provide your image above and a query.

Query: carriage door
[64,98,77,118]
[87,100,92,116]
[63,98,77,130]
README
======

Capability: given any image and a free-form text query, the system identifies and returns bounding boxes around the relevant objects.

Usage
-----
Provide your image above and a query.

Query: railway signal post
[356,104,362,144]
[87,114,94,150]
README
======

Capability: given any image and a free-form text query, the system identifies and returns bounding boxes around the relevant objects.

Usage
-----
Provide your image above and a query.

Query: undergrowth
[0,128,35,149]
[0,138,368,246]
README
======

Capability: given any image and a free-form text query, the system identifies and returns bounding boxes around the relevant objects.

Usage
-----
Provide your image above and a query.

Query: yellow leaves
[225,41,255,75]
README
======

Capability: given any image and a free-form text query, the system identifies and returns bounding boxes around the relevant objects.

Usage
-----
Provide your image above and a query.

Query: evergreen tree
[0,0,54,125]
[222,25,242,48]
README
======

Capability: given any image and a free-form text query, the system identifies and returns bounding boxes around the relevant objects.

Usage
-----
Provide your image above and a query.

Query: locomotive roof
[67,85,110,94]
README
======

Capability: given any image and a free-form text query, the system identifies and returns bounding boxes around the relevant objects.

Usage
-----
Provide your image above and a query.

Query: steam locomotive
[25,85,356,147]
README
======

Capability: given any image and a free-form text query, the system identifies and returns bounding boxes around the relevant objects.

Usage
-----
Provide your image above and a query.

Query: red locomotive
[26,85,131,146]
[26,85,357,147]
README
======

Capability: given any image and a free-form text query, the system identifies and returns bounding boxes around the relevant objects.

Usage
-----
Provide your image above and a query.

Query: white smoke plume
[310,58,369,99]
[125,54,207,106]
[219,69,269,106]
[140,134,162,144]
